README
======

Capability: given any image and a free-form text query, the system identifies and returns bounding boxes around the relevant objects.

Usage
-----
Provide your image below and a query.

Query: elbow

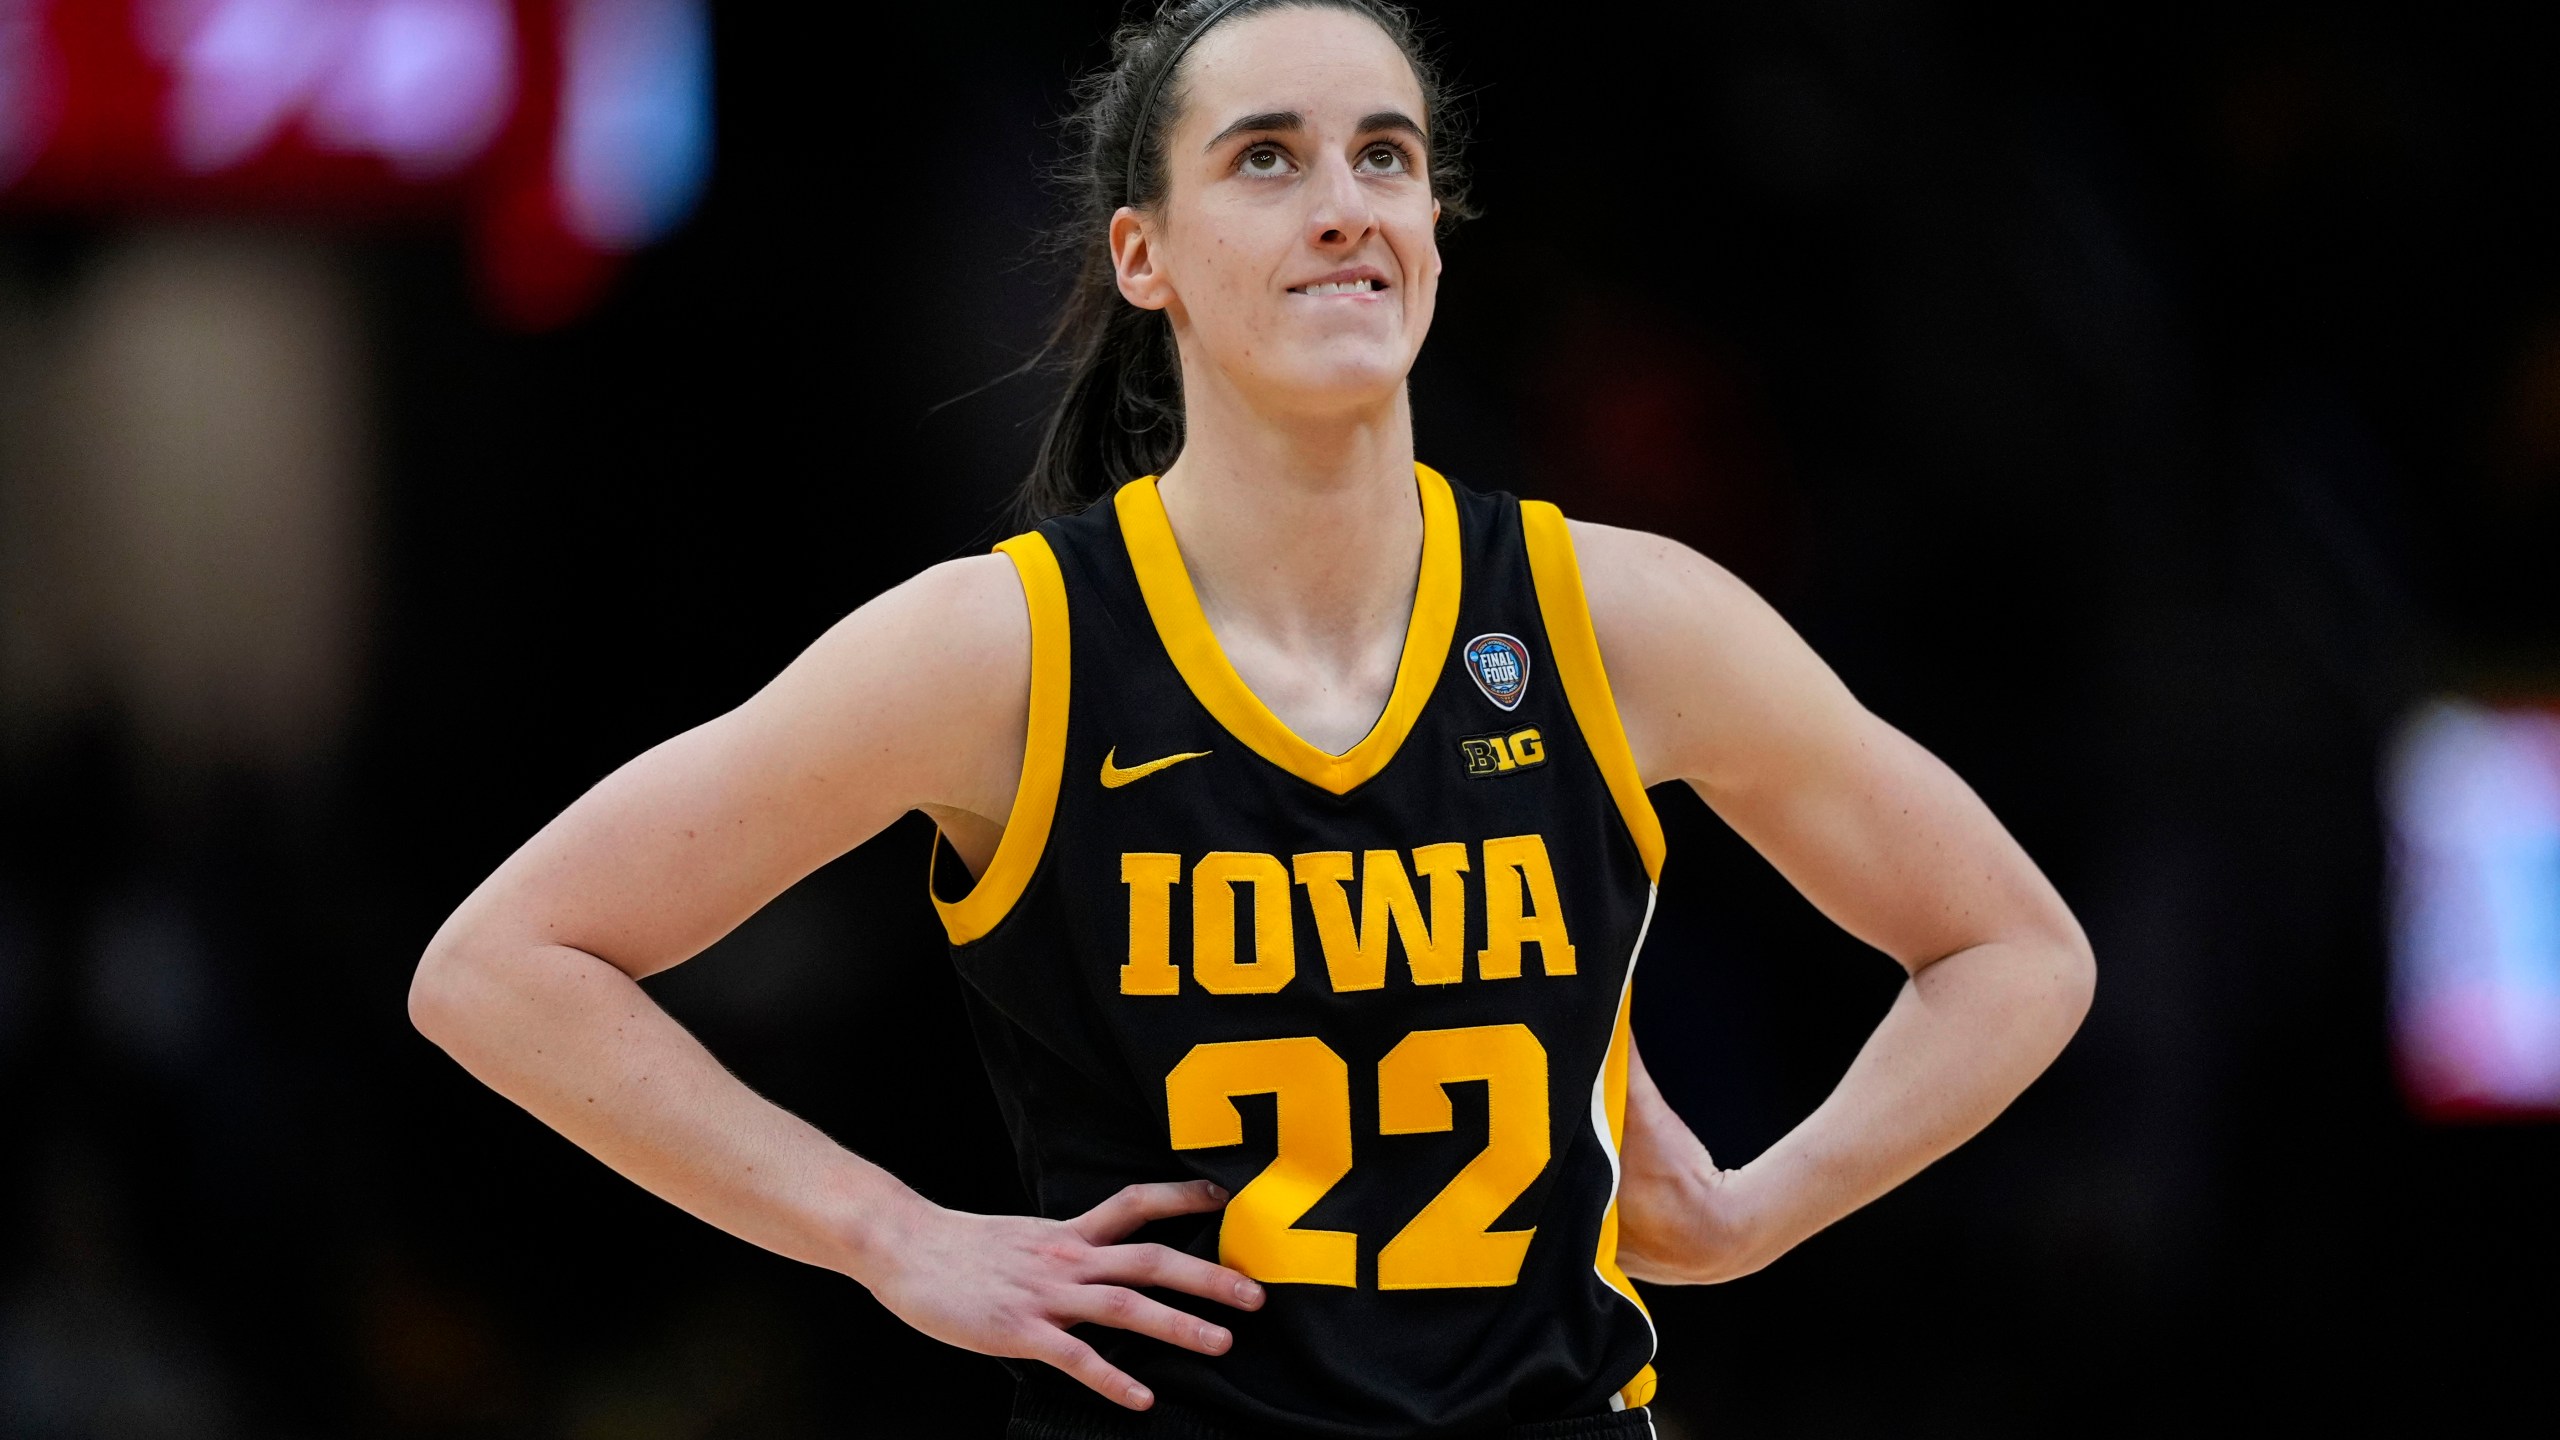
[2048,925,2097,1038]
[408,932,487,1052]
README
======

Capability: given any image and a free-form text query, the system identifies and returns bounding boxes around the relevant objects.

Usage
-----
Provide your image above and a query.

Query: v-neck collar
[1113,463,1463,796]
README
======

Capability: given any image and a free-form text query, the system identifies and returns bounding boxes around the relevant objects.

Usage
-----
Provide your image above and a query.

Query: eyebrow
[1358,111,1429,147]
[1202,109,1430,152]
[1205,110,1301,149]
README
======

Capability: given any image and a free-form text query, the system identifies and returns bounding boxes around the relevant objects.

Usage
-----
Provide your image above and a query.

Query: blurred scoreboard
[0,0,710,326]
[2389,700,2560,1119]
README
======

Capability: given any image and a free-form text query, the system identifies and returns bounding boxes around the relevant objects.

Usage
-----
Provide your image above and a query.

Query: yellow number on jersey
[1163,1026,1553,1289]
[1164,1037,1358,1286]
[1376,1023,1550,1289]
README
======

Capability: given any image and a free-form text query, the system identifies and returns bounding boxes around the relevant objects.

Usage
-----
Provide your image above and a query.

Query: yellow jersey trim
[932,531,1071,946]
[1618,1364,1660,1411]
[1519,501,1666,883]
[1113,464,1462,796]
[1596,967,1658,1409]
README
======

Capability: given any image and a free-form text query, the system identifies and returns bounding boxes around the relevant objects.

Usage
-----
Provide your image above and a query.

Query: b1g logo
[1463,633,1531,711]
[1459,726,1548,778]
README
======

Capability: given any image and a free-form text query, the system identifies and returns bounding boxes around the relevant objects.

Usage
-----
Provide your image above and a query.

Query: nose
[1305,151,1377,249]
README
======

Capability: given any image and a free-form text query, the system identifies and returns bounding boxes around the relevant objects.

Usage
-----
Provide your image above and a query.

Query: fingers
[1063,1283,1234,1357]
[1616,1251,1688,1287]
[1068,1179,1229,1245]
[1037,1332,1153,1412]
[1088,1241,1264,1311]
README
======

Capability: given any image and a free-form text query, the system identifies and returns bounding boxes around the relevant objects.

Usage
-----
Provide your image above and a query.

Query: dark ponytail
[1015,0,1472,522]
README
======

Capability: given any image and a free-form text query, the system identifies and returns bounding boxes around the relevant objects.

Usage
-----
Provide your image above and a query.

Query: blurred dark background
[5,1,2559,1435]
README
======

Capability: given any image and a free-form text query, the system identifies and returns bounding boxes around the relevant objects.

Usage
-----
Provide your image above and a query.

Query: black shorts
[1004,1376,1658,1440]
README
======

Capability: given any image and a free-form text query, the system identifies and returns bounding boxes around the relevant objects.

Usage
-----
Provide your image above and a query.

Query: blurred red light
[0,0,708,329]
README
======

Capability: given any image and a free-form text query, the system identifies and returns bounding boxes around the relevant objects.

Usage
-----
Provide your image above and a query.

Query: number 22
[1163,1024,1550,1290]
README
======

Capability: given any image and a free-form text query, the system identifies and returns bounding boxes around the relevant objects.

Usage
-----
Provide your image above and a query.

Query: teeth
[1300,280,1378,296]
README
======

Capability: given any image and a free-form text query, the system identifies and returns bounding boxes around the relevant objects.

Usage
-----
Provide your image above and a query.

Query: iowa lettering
[1117,836,1575,996]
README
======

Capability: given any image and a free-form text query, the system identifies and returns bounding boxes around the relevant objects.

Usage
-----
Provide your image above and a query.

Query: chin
[1257,348,1417,417]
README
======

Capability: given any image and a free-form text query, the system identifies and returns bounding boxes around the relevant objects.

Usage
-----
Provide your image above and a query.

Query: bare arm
[1573,523,2095,1283]
[408,555,1259,1410]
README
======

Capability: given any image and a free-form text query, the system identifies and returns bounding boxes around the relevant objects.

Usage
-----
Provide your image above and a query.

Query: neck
[1153,368,1423,663]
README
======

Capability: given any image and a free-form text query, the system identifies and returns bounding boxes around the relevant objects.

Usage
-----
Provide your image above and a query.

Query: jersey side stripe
[932,531,1072,945]
[1517,501,1667,883]
[1591,884,1661,1411]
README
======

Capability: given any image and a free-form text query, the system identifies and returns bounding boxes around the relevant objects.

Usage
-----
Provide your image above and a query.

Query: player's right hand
[860,1178,1266,1411]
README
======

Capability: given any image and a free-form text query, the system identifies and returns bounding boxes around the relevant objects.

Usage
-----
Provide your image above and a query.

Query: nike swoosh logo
[1100,746,1212,789]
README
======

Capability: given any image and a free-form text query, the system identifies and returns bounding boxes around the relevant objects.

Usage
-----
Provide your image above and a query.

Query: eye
[1238,143,1295,176]
[1357,142,1412,175]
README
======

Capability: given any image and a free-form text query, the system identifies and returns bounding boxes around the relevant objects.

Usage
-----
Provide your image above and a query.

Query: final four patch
[1463,632,1531,711]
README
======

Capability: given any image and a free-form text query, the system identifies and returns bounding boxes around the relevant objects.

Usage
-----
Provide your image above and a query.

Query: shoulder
[900,550,1036,642]
[734,549,1035,822]
[1560,518,1759,668]
[802,550,1031,696]
[1557,518,1864,792]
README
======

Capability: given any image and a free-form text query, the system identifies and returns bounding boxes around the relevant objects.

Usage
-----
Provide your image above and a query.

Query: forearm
[1617,932,2089,1285]
[409,939,924,1285]
[1735,936,2091,1266]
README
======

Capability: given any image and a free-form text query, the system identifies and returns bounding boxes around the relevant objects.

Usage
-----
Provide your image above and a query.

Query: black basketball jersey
[930,465,1666,1437]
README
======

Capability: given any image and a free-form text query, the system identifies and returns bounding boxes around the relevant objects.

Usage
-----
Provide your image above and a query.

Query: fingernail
[1127,1385,1152,1408]
[1205,1182,1230,1202]
[1236,1279,1263,1306]
[1204,1326,1230,1353]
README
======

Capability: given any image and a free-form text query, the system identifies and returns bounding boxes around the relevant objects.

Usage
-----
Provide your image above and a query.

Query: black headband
[1123,0,1257,207]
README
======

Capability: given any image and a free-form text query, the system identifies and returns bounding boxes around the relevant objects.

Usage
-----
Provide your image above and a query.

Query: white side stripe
[1590,884,1660,1394]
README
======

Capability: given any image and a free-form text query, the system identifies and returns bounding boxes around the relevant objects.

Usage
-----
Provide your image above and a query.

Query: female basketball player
[409,2,2094,1435]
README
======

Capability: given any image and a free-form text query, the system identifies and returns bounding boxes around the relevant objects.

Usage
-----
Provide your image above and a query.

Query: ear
[1110,207,1175,312]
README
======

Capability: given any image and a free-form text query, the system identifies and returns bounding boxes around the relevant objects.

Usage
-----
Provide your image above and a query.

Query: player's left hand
[1612,1040,1771,1285]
